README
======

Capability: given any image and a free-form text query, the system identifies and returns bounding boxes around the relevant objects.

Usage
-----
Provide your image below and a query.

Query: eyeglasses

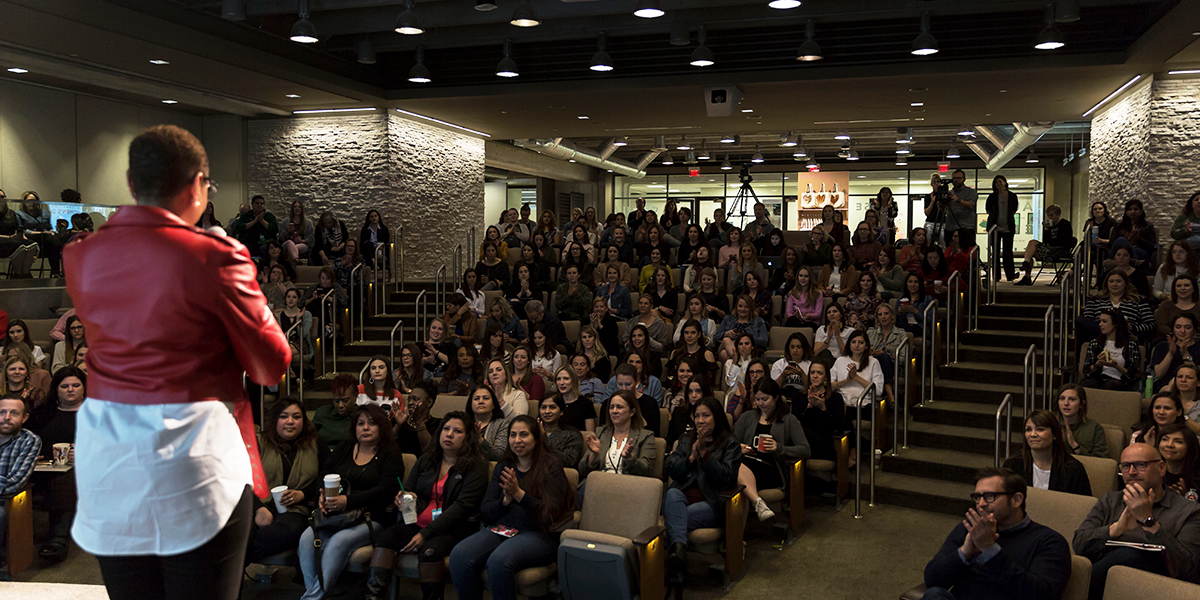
[201,176,219,198]
[1118,460,1162,472]
[969,492,1011,503]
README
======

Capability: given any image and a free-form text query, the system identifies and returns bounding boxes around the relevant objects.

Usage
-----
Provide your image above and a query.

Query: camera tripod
[729,164,759,230]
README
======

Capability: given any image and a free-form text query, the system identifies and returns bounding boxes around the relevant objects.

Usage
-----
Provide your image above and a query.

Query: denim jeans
[662,487,718,545]
[297,521,382,600]
[448,527,558,600]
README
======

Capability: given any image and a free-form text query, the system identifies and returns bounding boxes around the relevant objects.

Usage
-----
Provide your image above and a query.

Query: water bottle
[1091,226,1099,246]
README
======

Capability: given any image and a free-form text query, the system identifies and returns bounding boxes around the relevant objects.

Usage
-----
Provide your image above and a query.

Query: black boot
[668,542,688,574]
[365,547,396,600]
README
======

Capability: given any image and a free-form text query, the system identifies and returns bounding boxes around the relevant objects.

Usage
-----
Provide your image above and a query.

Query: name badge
[431,508,442,520]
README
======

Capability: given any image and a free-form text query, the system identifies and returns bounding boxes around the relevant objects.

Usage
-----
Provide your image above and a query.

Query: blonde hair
[579,325,608,360]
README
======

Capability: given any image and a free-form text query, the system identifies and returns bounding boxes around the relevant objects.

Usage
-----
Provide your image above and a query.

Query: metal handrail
[994,393,1014,467]
[1060,269,1071,371]
[986,225,999,305]
[415,290,428,342]
[946,271,963,363]
[283,319,304,401]
[319,288,337,375]
[374,241,387,316]
[853,385,878,519]
[1022,344,1037,419]
[397,225,405,291]
[350,263,364,343]
[967,245,981,330]
[435,264,447,317]
[1073,241,1085,319]
[921,299,939,405]
[454,244,464,290]
[891,335,912,455]
[1043,305,1056,410]
[470,226,477,261]
[389,318,405,375]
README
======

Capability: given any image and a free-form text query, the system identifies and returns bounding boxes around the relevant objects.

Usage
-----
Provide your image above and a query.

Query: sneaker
[753,497,775,521]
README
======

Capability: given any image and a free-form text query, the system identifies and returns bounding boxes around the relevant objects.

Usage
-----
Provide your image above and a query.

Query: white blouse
[831,356,885,407]
[816,326,853,359]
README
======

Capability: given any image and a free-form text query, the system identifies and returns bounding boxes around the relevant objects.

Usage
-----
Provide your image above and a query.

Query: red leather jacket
[64,205,290,496]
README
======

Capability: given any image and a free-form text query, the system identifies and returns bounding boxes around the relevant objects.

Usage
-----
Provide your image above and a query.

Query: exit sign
[689,168,699,177]
[937,163,950,172]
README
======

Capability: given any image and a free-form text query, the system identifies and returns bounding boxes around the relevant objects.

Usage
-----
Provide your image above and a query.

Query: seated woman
[457,268,487,317]
[555,264,593,323]
[1078,269,1154,349]
[298,405,404,600]
[562,224,597,264]
[576,324,611,383]
[5,319,47,371]
[624,295,673,352]
[1053,384,1110,459]
[303,267,348,335]
[26,367,87,563]
[943,228,974,279]
[818,244,857,299]
[476,241,511,291]
[358,355,405,415]
[795,362,845,464]
[663,396,741,580]
[530,327,564,388]
[783,266,824,329]
[1002,409,1092,496]
[897,273,934,337]
[484,358,530,419]
[512,347,545,402]
[801,226,832,267]
[1166,363,1200,437]
[468,385,514,461]
[673,294,719,344]
[1080,309,1141,391]
[579,390,657,479]
[1157,423,1200,502]
[277,287,314,379]
[448,415,576,600]
[732,271,772,324]
[625,323,664,380]
[772,332,814,405]
[247,398,329,565]
[51,316,86,375]
[645,267,680,323]
[729,243,767,294]
[725,360,767,421]
[718,227,744,270]
[843,271,883,331]
[560,243,595,285]
[897,227,928,273]
[696,268,730,323]
[848,222,882,271]
[1130,392,1185,446]
[546,366,597,433]
[769,245,803,295]
[594,264,633,320]
[480,326,514,371]
[723,332,760,393]
[256,238,296,285]
[586,298,621,359]
[439,346,484,397]
[570,354,607,402]
[1014,204,1076,285]
[733,379,811,521]
[394,343,428,395]
[1153,241,1198,302]
[487,296,526,345]
[515,243,553,290]
[443,293,479,346]
[314,210,350,267]
[682,246,717,293]
[503,264,537,320]
[919,247,950,303]
[1,355,45,412]
[478,225,509,263]
[872,245,905,299]
[830,329,885,413]
[667,369,710,448]
[604,351,664,407]
[1151,313,1200,391]
[539,395,584,468]
[1098,246,1151,298]
[713,295,769,362]
[594,244,635,290]
[814,303,852,364]
[1154,275,1200,339]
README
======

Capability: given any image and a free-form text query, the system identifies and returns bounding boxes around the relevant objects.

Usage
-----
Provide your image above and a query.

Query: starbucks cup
[400,492,418,525]
[271,485,289,514]
[323,474,341,499]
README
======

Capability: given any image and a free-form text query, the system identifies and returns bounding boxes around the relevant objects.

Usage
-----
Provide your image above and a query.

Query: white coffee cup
[52,443,71,466]
[323,474,341,499]
[934,280,943,286]
[271,485,289,514]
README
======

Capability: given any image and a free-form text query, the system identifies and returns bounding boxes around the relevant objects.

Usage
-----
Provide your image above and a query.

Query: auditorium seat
[1102,565,1200,600]
[1024,487,1098,553]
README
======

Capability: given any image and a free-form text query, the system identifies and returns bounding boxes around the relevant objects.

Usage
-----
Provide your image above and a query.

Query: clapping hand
[499,467,523,500]
[585,432,601,455]
[960,508,998,559]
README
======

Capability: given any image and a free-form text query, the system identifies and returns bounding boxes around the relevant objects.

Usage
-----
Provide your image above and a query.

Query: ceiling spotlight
[677,136,693,150]
[590,32,613,72]
[357,37,376,64]
[793,143,808,158]
[945,144,960,159]
[285,94,301,98]
[796,19,823,61]
[911,12,938,56]
[721,134,739,144]
[634,0,665,18]
[408,46,431,83]
[697,141,711,160]
[721,155,733,170]
[1055,0,1080,22]
[752,144,765,163]
[847,147,860,161]
[1035,5,1065,50]
[394,0,424,35]
[289,0,318,43]
[690,26,714,67]
[768,0,801,8]
[834,130,850,141]
[958,125,975,136]
[896,156,908,166]
[221,0,245,21]
[780,132,798,147]
[806,155,818,170]
[1026,150,1040,163]
[662,154,675,165]
[475,0,498,11]
[510,0,540,27]
[896,127,913,143]
[496,39,519,77]
[613,136,628,146]
[896,144,912,155]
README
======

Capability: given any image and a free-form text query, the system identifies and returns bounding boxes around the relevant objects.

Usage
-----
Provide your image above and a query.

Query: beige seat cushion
[348,545,373,564]
[1075,455,1119,497]
[806,459,836,472]
[758,488,785,504]
[688,527,722,545]
[515,563,557,586]
[1103,565,1200,600]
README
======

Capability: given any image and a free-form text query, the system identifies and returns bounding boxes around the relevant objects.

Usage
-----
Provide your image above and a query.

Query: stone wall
[1089,77,1200,236]
[246,112,485,278]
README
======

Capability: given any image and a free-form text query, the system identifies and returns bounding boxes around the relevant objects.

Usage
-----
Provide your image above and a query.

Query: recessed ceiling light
[911,102,924,107]
[1000,89,1008,93]
[149,59,170,65]
[741,109,753,113]
[1169,70,1200,75]
[577,115,589,119]
[286,94,301,98]
[162,99,178,104]
[7,68,28,74]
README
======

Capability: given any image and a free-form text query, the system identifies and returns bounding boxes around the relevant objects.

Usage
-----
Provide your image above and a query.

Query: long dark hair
[365,355,398,398]
[350,404,395,451]
[847,329,870,370]
[420,410,483,476]
[62,315,86,361]
[1119,199,1148,229]
[4,319,33,353]
[1019,409,1070,475]
[687,396,732,451]
[503,415,576,529]
[1136,393,1184,434]
[921,246,948,279]
[1182,191,1200,219]
[441,344,484,388]
[1094,308,1131,348]
[902,272,927,302]
[1157,422,1200,491]
[752,378,791,422]
[465,384,507,422]
[262,396,318,455]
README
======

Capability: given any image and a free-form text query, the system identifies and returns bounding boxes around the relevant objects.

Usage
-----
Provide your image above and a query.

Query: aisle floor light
[590,32,614,72]
[496,39,519,77]
[797,19,823,61]
[690,26,715,67]
[911,12,938,56]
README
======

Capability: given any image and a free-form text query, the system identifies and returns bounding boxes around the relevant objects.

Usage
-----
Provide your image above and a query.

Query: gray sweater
[732,411,811,485]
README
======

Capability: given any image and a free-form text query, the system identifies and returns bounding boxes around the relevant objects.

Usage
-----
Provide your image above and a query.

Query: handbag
[309,505,374,591]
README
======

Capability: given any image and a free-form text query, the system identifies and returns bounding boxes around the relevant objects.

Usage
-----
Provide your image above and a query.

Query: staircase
[871,283,1064,515]
[299,279,438,408]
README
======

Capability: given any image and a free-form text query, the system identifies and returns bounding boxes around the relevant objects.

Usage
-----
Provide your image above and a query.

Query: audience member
[1,356,45,414]
[50,316,86,375]
[1158,423,1200,502]
[899,227,928,273]
[594,264,633,319]
[814,303,852,363]
[511,347,545,402]
[1153,241,1198,302]
[484,358,529,419]
[1002,409,1092,496]
[725,360,767,421]
[1110,199,1157,262]
[0,395,39,580]
[624,296,672,353]
[1151,313,1200,391]
[440,346,483,397]
[667,318,717,390]
[645,267,680,322]
[525,300,572,355]
[1078,270,1154,348]
[769,245,803,294]
[1103,246,1152,298]
[802,226,833,267]
[818,244,857,298]
[234,195,279,258]
[1081,309,1141,391]
[313,374,356,450]
[555,265,593,322]
[734,379,811,521]
[538,394,584,468]
[530,328,564,387]
[1084,201,1117,271]
[476,241,511,291]
[594,244,635,290]
[26,367,84,563]
[487,297,525,345]
[579,389,656,481]
[281,200,315,263]
[1052,384,1109,459]
[1170,190,1200,253]
[1154,275,1200,338]
[920,247,950,302]
[714,295,769,362]
[844,272,883,331]
[570,354,606,401]
[546,366,596,433]
[5,319,46,370]
[358,355,404,414]
[849,222,883,271]
[584,300,620,361]
[1131,393,1185,446]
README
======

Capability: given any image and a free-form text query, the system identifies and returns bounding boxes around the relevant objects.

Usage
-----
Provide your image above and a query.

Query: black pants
[96,486,253,600]
[376,522,473,600]
[998,230,1016,280]
[246,509,309,563]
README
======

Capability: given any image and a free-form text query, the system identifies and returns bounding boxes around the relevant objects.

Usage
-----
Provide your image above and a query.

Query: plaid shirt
[0,428,41,498]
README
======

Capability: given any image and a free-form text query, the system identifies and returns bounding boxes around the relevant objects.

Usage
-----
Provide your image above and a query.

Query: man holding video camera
[924,169,977,247]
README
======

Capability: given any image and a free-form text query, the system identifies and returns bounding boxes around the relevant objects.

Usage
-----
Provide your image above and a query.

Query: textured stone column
[246,112,484,278]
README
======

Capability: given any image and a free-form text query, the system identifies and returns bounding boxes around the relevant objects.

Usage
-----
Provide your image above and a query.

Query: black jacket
[1002,455,1092,497]
[985,191,1019,233]
[403,456,489,539]
[664,434,741,512]
[324,441,405,515]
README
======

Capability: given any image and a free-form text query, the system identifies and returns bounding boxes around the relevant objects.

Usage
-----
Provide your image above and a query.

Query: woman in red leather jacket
[64,125,290,600]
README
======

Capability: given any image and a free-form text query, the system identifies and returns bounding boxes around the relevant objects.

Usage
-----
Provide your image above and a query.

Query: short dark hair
[0,393,29,416]
[127,125,209,203]
[974,467,1027,510]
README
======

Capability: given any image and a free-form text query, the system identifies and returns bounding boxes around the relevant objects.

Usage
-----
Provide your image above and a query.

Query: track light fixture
[896,155,908,166]
[662,154,675,165]
[752,144,765,163]
[806,155,818,170]
[475,0,498,11]
[690,26,714,67]
[780,133,798,147]
[896,127,914,144]
[289,0,318,44]
[510,1,540,27]
[357,36,376,64]
[834,130,850,141]
[1025,150,1040,163]
[720,133,737,144]
[496,39,519,77]
[697,141,711,160]
[911,12,938,56]
[677,136,692,151]
[792,138,808,158]
[1035,4,1065,50]
[945,143,960,159]
[721,155,733,170]
[394,0,424,35]
[896,144,912,155]
[408,45,431,83]
[797,19,823,61]
[847,146,860,161]
[634,0,665,18]
[958,125,975,137]
[613,136,628,147]
[590,32,614,72]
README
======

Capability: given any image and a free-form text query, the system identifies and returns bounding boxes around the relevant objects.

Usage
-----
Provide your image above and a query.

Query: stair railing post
[994,393,1013,467]
[968,245,981,330]
[923,299,938,405]
[396,225,404,292]
[1043,305,1055,410]
[374,242,387,316]
[1060,272,1070,371]
[1023,344,1035,420]
[435,264,447,318]
[350,264,364,343]
[892,336,911,455]
[284,320,302,398]
[389,319,405,376]
[854,386,874,519]
[987,225,998,305]
[319,289,336,376]
[415,290,427,346]
[869,387,877,508]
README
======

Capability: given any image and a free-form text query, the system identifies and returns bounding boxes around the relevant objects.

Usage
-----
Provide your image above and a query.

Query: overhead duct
[964,123,1054,171]
[512,138,659,178]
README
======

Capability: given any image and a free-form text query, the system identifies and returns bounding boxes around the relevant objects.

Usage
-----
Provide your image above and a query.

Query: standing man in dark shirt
[234,195,279,258]
[627,197,648,234]
[922,467,1070,600]
[1016,205,1076,286]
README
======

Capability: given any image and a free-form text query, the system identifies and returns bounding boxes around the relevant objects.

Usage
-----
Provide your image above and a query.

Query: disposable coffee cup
[52,443,71,465]
[323,474,341,499]
[271,485,289,514]
[400,492,418,525]
[899,298,910,305]
[756,434,773,453]
[934,280,943,286]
